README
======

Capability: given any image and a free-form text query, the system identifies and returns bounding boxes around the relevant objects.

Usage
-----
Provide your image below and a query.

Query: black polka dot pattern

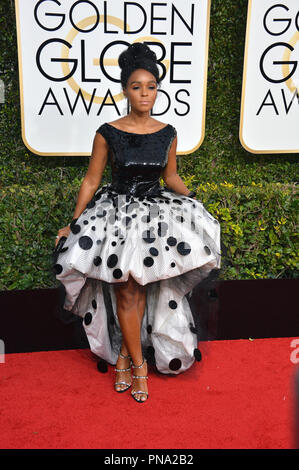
[158,221,168,237]
[79,236,93,250]
[167,237,177,246]
[54,122,221,377]
[177,242,191,256]
[144,257,154,267]
[122,216,132,227]
[204,246,211,255]
[53,264,63,275]
[169,300,177,309]
[94,256,102,266]
[70,220,81,234]
[107,254,118,268]
[194,348,202,361]
[86,199,95,209]
[113,268,123,279]
[84,312,92,325]
[149,247,159,256]
[142,229,155,244]
[169,358,182,371]
[97,208,107,218]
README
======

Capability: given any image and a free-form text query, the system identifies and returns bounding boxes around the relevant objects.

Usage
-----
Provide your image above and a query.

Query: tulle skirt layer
[54,184,221,374]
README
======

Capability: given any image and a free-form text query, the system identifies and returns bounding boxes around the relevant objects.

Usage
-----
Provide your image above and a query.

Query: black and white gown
[53,123,221,374]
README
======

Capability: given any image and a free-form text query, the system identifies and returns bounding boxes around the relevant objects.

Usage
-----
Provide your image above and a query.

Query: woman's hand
[55,225,71,248]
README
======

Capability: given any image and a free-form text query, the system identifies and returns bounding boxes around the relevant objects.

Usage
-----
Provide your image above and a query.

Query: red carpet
[0,337,297,450]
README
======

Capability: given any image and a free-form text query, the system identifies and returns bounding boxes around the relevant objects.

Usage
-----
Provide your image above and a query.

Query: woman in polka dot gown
[53,43,221,403]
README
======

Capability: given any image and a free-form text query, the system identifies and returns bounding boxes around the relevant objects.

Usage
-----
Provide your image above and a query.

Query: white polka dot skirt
[54,185,221,375]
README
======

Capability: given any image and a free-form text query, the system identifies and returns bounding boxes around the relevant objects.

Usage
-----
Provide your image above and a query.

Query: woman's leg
[118,284,146,357]
[114,275,148,401]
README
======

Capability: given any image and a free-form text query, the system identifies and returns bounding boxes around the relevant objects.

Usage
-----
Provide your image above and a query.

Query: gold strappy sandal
[114,352,132,393]
[131,358,149,403]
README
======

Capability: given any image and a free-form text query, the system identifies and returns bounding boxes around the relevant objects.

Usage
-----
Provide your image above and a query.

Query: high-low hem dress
[53,123,221,375]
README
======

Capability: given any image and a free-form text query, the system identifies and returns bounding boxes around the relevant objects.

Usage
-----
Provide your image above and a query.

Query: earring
[122,98,130,115]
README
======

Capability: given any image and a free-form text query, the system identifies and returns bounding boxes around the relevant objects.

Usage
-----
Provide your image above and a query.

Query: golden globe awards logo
[240,0,299,154]
[15,0,211,156]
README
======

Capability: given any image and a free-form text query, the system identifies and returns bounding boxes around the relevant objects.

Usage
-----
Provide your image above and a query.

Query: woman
[53,43,221,403]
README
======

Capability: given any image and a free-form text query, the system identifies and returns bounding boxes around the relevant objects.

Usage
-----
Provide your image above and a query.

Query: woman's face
[123,69,158,113]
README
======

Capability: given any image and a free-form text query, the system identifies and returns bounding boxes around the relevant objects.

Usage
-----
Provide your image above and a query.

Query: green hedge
[0,0,298,290]
[0,180,297,290]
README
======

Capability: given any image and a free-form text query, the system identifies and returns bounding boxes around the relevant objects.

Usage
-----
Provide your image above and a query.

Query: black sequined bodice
[96,123,177,197]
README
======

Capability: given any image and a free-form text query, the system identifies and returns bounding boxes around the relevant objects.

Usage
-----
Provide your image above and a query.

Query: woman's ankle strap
[132,358,146,369]
[119,352,131,360]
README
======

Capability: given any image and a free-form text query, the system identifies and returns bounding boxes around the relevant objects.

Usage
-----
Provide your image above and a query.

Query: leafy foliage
[0,1,298,290]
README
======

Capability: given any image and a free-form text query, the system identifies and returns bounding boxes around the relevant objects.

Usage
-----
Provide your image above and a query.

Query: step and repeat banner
[240,0,299,154]
[15,0,211,156]
[15,0,299,156]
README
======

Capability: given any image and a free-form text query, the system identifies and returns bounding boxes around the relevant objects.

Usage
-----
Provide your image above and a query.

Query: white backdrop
[240,0,299,154]
[15,0,211,156]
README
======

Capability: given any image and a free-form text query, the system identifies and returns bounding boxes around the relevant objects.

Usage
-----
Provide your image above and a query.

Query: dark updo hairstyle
[118,42,161,89]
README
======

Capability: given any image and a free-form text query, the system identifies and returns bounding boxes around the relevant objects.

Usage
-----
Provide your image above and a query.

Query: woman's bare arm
[72,132,109,220]
[161,136,190,196]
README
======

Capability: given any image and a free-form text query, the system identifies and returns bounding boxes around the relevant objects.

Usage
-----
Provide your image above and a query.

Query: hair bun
[118,43,157,70]
[118,42,161,88]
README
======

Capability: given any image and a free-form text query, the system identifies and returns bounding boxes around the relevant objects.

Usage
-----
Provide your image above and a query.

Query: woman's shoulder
[96,122,108,133]
[148,119,176,134]
[161,121,177,138]
[153,119,176,132]
[95,122,112,148]
[96,121,114,138]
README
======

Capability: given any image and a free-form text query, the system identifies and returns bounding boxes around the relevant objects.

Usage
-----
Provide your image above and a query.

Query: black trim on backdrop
[0,279,298,355]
